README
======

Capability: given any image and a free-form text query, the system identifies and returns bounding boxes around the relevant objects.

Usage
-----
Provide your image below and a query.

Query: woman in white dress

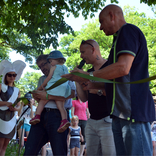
[0,60,26,156]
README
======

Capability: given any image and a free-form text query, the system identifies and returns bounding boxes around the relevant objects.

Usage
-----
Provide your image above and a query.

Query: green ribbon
[71,72,156,84]
[16,72,155,107]
[12,97,29,107]
[44,72,156,92]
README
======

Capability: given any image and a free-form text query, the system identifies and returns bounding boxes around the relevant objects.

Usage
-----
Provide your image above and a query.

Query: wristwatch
[97,90,103,96]
[89,71,94,76]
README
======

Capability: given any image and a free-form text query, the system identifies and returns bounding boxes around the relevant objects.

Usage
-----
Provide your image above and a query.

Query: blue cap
[47,50,66,62]
[24,93,32,100]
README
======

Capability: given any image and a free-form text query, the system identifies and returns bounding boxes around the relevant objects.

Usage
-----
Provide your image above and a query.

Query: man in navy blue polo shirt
[62,4,155,156]
[97,4,155,156]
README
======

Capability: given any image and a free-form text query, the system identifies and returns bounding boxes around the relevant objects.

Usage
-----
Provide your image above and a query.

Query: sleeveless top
[0,83,19,139]
[69,126,81,139]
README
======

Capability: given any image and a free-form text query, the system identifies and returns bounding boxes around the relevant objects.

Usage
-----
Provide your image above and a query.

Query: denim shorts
[70,138,80,149]
[21,123,31,132]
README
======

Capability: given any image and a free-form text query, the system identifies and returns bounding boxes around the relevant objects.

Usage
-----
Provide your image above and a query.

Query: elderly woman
[0,60,26,156]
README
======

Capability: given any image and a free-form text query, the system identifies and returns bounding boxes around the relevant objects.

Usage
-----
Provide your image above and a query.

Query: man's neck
[93,57,107,71]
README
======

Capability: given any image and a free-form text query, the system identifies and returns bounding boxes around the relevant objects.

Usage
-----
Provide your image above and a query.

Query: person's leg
[85,118,101,156]
[152,141,156,156]
[24,110,49,155]
[36,100,48,115]
[123,120,152,155]
[97,118,116,156]
[25,124,30,137]
[56,100,66,120]
[70,148,75,156]
[75,147,79,156]
[19,128,25,147]
[56,101,70,133]
[30,100,48,125]
[79,120,87,156]
[41,144,47,156]
[45,109,68,155]
[0,138,10,156]
[112,117,126,155]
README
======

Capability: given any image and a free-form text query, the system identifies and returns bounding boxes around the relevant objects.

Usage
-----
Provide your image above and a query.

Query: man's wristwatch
[89,71,94,76]
[97,90,103,96]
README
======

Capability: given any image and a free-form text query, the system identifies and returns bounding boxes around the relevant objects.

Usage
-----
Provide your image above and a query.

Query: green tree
[141,0,156,5]
[59,6,156,94]
[16,72,42,97]
[0,0,119,58]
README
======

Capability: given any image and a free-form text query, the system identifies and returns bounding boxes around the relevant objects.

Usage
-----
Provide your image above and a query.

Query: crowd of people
[0,3,155,156]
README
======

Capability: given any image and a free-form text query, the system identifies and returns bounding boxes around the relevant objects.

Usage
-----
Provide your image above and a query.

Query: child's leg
[55,100,67,120]
[75,147,79,156]
[56,100,70,133]
[70,148,75,156]
[29,100,48,125]
[35,99,48,115]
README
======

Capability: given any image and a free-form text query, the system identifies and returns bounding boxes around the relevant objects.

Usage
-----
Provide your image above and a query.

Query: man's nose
[80,53,83,58]
[100,25,102,30]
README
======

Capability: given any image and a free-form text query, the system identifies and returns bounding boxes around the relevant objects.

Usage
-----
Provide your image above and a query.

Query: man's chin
[42,70,49,76]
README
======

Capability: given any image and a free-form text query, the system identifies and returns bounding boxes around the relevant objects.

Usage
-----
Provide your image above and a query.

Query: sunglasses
[7,73,17,77]
[38,61,48,69]
[81,40,94,48]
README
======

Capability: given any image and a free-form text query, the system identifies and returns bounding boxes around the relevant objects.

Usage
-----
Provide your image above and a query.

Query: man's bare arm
[75,82,88,102]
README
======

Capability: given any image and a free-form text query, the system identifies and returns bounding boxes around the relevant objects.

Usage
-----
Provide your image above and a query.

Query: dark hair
[36,54,49,64]
[76,96,78,100]
[4,74,15,86]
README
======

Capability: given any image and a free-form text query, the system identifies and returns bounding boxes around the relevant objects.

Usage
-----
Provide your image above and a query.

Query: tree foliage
[15,72,41,97]
[141,0,156,5]
[59,6,156,95]
[0,0,156,62]
[0,0,119,62]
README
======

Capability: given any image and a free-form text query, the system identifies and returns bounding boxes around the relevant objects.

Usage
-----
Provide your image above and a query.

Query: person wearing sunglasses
[0,60,26,156]
[65,39,116,156]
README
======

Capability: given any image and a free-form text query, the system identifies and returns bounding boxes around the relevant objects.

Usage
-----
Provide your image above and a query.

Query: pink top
[72,99,88,120]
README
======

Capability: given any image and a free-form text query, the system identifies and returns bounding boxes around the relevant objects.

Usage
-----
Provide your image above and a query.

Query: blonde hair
[71,115,79,122]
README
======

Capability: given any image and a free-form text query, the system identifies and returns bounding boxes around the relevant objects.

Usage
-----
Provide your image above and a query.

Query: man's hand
[62,68,89,83]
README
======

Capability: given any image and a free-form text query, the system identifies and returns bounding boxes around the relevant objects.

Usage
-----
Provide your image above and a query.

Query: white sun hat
[0,60,26,83]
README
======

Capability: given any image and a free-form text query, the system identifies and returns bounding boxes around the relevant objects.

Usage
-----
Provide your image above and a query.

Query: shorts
[152,132,156,141]
[21,123,31,132]
[70,138,80,149]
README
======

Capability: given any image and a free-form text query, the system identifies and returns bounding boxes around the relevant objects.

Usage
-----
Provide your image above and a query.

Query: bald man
[62,4,155,156]
[75,39,116,156]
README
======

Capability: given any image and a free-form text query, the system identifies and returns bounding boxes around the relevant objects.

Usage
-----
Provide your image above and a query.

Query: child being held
[30,50,71,133]
[68,115,84,156]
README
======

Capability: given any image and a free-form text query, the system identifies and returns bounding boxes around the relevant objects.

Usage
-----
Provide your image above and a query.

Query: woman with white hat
[0,60,26,156]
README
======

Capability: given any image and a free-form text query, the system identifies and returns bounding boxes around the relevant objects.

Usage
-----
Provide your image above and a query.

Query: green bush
[5,139,25,156]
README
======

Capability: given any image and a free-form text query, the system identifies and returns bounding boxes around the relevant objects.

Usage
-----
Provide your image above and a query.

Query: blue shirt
[105,23,155,122]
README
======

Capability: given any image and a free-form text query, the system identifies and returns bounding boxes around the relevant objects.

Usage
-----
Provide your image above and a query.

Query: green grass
[5,139,25,156]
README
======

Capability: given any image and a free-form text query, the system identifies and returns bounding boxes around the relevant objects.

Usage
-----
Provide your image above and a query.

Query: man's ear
[92,47,95,53]
[109,11,115,21]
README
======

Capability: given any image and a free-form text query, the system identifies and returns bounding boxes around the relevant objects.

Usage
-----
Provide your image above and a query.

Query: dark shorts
[70,138,80,149]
